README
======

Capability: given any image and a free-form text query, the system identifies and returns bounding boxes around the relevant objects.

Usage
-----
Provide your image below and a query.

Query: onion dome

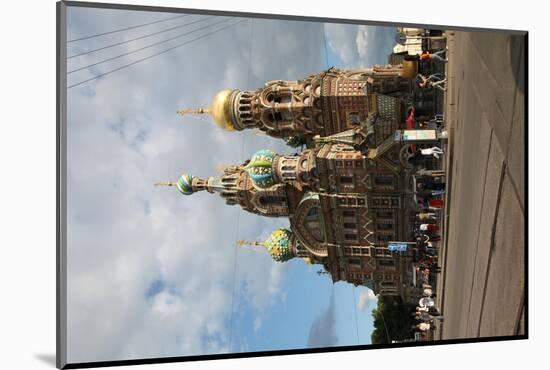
[210,89,238,131]
[264,228,294,262]
[176,173,194,195]
[245,149,276,189]
[177,89,238,131]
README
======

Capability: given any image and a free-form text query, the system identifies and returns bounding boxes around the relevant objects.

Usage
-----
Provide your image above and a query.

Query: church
[157,60,426,302]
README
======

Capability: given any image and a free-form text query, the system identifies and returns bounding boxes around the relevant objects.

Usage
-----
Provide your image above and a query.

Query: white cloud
[253,317,262,333]
[324,23,360,67]
[66,8,328,363]
[324,23,396,68]
[356,289,378,312]
[356,26,370,60]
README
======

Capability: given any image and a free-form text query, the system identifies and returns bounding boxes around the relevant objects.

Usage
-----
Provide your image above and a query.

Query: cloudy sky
[66,5,395,363]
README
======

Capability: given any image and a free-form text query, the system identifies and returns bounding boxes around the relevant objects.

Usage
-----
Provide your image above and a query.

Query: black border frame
[57,1,528,369]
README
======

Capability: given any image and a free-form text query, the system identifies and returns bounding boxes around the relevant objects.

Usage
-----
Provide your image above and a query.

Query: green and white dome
[245,149,277,189]
[176,173,194,195]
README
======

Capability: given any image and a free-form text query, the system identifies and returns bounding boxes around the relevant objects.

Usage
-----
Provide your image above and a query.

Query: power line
[67,15,216,59]
[68,19,246,89]
[352,286,360,344]
[67,17,233,75]
[322,24,330,68]
[229,19,253,353]
[379,307,391,343]
[67,14,189,43]
[228,210,242,352]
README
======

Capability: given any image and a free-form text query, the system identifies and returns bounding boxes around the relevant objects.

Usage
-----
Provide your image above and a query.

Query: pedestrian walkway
[434,30,525,340]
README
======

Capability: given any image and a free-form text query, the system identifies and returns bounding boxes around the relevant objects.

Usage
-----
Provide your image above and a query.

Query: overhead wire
[67,15,216,59]
[352,287,360,344]
[67,14,189,43]
[68,18,246,89]
[228,18,253,353]
[67,17,234,75]
[322,23,330,68]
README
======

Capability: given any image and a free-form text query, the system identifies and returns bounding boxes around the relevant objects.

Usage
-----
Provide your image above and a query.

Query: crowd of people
[411,286,444,338]
[401,30,448,342]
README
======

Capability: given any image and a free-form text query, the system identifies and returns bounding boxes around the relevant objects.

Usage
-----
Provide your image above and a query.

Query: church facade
[161,62,423,301]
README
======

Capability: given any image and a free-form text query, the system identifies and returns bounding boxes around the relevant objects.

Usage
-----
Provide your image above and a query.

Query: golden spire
[176,108,211,115]
[177,89,237,131]
[237,240,264,247]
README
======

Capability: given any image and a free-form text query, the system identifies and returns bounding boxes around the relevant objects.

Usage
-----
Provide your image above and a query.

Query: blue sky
[66,6,395,363]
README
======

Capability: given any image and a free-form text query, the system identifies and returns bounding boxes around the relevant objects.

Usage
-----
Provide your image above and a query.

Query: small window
[345,234,357,240]
[379,259,395,267]
[306,207,319,219]
[343,210,355,218]
[349,258,361,266]
[343,222,357,229]
[375,176,394,186]
[349,112,361,125]
[377,223,393,231]
[377,210,393,219]
[340,176,353,184]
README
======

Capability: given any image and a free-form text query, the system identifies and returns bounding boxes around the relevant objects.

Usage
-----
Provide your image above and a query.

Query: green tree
[371,296,415,344]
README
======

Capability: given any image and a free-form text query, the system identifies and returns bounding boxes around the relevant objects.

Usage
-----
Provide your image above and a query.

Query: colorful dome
[176,173,194,195]
[245,149,276,189]
[264,228,294,262]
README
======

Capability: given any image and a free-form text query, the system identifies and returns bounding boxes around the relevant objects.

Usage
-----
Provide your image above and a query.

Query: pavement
[434,30,526,340]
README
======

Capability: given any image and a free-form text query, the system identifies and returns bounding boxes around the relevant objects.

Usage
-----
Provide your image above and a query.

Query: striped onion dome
[176,173,194,195]
[264,228,293,262]
[245,149,276,189]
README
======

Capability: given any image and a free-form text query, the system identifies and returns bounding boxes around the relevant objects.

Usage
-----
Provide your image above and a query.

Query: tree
[371,296,415,344]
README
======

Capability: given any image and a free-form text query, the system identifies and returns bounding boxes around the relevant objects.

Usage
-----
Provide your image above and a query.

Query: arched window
[304,206,325,242]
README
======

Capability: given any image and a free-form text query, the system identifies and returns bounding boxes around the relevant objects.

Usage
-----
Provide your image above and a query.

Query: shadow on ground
[34,353,56,367]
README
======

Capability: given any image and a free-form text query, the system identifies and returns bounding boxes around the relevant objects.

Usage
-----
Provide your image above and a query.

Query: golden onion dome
[210,89,237,131]
[400,59,419,79]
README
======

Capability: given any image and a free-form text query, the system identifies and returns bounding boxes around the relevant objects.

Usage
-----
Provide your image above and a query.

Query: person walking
[419,48,448,63]
[418,73,447,92]
[420,146,444,159]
